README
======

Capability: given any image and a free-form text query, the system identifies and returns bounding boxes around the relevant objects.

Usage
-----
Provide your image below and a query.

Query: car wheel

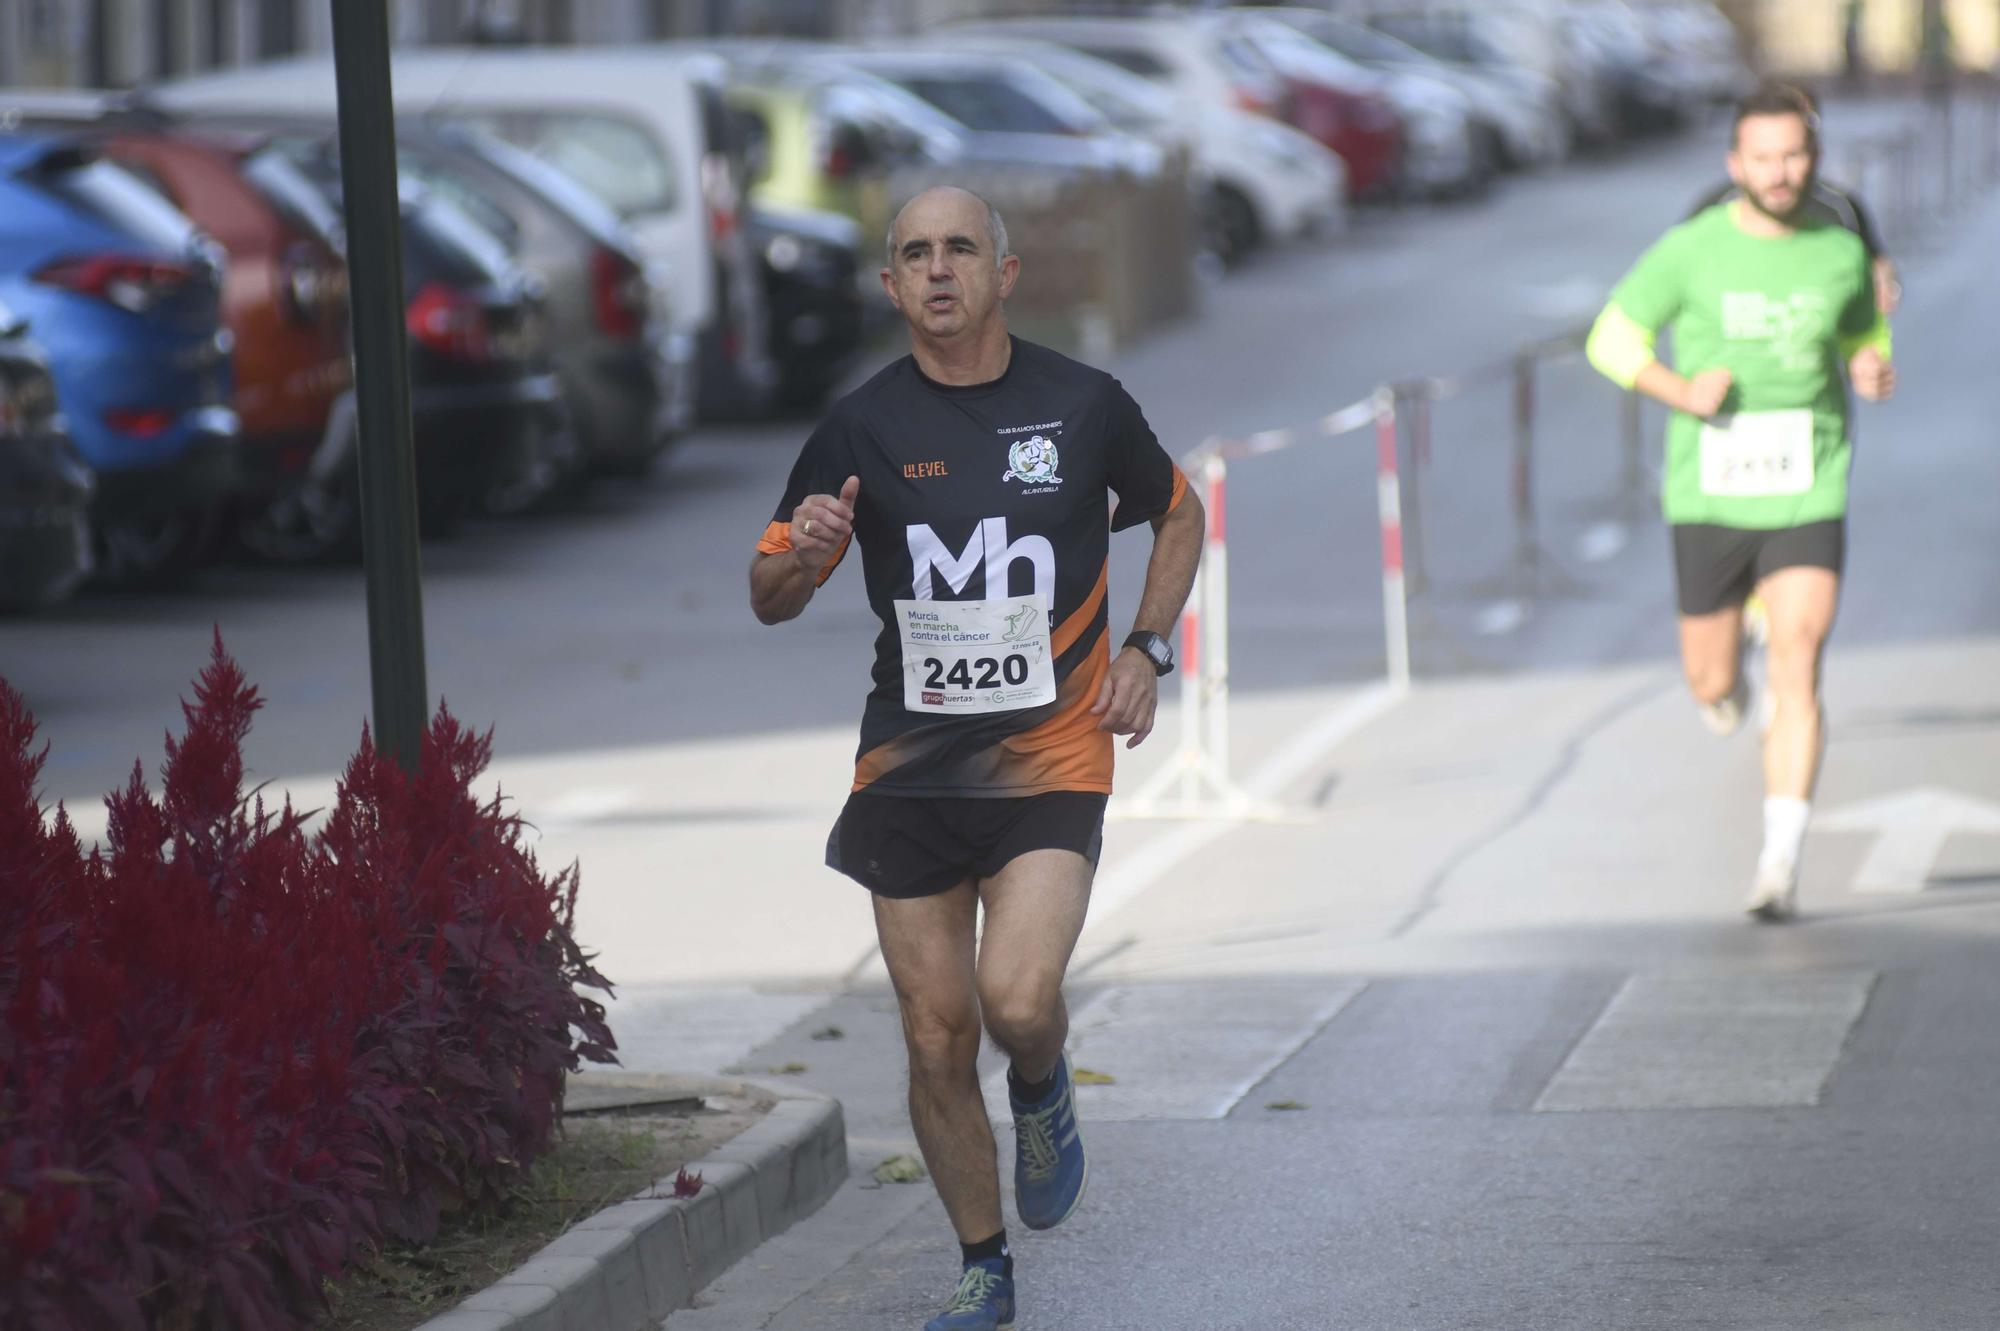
[97,505,219,588]
[1204,186,1261,269]
[485,404,582,517]
[236,471,361,564]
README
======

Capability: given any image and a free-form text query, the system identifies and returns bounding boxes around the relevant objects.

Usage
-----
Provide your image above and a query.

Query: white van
[153,47,776,417]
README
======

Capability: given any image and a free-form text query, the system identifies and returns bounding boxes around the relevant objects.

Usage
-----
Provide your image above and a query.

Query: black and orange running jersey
[758,337,1187,798]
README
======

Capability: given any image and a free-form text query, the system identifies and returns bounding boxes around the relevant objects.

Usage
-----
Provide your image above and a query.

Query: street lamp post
[330,0,429,772]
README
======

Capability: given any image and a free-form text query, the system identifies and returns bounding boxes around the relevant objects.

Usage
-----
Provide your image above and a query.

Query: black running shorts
[825,791,1108,899]
[1670,519,1846,617]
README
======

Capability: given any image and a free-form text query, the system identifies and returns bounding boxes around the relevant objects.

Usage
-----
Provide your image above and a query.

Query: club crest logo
[1002,435,1062,486]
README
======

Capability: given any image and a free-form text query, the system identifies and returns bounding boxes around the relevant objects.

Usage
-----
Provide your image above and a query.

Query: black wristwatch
[1123,631,1174,677]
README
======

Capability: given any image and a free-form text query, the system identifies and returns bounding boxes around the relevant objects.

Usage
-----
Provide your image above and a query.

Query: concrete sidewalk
[667,631,2000,1330]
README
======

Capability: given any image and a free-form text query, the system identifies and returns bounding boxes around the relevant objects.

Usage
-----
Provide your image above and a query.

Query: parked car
[272,137,562,533]
[1256,8,1569,170]
[0,91,359,561]
[821,48,1168,179]
[1361,6,1620,149]
[721,58,957,286]
[386,122,682,477]
[1553,0,1693,136]
[938,16,1347,261]
[1630,0,1754,105]
[0,133,237,584]
[89,123,356,560]
[746,199,865,411]
[0,299,95,608]
[1221,11,1488,199]
[155,49,756,420]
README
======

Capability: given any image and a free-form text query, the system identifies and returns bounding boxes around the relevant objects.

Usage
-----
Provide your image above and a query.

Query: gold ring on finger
[801,518,815,537]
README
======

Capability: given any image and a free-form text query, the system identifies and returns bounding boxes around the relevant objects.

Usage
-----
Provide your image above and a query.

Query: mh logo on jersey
[907,517,1055,604]
[1002,435,1062,486]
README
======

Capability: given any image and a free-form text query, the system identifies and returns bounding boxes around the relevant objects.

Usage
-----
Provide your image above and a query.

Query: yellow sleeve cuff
[1839,316,1892,363]
[1586,303,1658,391]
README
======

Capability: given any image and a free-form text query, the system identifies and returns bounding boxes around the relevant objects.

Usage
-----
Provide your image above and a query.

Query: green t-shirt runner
[1590,202,1890,530]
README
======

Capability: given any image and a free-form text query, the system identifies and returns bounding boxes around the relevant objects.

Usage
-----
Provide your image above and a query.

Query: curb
[414,1077,847,1331]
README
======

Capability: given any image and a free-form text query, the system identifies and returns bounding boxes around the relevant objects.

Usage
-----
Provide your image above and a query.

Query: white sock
[1761,797,1811,871]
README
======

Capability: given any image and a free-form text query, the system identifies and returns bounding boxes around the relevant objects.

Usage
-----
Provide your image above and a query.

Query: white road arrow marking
[1817,787,2000,894]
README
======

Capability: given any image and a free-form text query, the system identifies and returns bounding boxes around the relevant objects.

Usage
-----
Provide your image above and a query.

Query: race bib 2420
[894,595,1057,715]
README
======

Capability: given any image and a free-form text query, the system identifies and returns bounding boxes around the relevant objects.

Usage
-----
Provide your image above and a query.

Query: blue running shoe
[924,1258,1015,1331]
[1010,1053,1087,1231]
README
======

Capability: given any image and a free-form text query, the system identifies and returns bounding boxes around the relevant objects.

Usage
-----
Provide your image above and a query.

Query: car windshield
[811,74,969,161]
[1072,45,1172,80]
[239,145,345,248]
[880,70,1097,136]
[456,130,629,247]
[41,157,199,251]
[405,186,517,287]
[1233,21,1374,85]
[1369,15,1477,63]
[1028,51,1176,129]
[398,152,521,252]
[1294,15,1428,65]
[448,111,678,222]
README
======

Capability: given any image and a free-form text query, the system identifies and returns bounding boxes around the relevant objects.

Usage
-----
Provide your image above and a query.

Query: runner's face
[882,191,1019,342]
[1729,112,1816,222]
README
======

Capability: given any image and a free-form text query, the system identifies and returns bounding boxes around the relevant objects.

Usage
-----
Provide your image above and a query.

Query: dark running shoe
[1010,1052,1088,1231]
[924,1258,1015,1331]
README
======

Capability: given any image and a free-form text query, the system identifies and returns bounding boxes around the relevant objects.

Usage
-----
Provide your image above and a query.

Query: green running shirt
[1597,203,1886,530]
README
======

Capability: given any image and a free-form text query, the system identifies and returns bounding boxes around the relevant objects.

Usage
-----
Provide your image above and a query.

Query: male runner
[1686,84,1902,315]
[1587,84,1895,921]
[749,186,1203,1329]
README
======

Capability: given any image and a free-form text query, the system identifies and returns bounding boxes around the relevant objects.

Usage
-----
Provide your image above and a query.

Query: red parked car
[91,122,356,560]
[1268,56,1404,198]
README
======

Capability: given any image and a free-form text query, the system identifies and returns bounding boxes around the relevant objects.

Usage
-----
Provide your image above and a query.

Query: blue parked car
[0,297,94,608]
[0,133,238,582]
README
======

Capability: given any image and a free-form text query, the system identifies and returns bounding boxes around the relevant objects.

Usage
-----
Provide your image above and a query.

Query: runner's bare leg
[875,883,1002,1242]
[1677,604,1747,705]
[1757,566,1839,800]
[976,849,1093,1084]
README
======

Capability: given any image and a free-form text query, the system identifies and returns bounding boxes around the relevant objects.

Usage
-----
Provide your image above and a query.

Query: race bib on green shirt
[1698,409,1815,498]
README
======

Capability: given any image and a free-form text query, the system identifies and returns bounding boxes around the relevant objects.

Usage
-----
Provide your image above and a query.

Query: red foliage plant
[0,637,616,1330]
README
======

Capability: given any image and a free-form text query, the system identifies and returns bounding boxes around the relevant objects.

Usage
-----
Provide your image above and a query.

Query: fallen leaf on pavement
[770,1062,809,1075]
[1265,1100,1308,1112]
[1072,1068,1116,1086]
[874,1154,927,1184]
[810,1026,846,1042]
[673,1168,704,1197]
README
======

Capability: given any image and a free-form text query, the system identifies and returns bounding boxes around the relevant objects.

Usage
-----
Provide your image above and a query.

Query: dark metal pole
[331,1,429,771]
[1511,353,1539,591]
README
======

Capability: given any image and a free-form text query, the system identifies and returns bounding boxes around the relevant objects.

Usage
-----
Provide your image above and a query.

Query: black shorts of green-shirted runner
[1672,519,1846,617]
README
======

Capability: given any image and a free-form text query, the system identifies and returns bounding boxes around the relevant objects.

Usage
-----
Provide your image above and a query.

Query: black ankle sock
[1008,1063,1057,1102]
[961,1230,1012,1278]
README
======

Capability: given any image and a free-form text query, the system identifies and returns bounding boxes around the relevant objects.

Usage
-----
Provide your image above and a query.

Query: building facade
[1,0,1992,91]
